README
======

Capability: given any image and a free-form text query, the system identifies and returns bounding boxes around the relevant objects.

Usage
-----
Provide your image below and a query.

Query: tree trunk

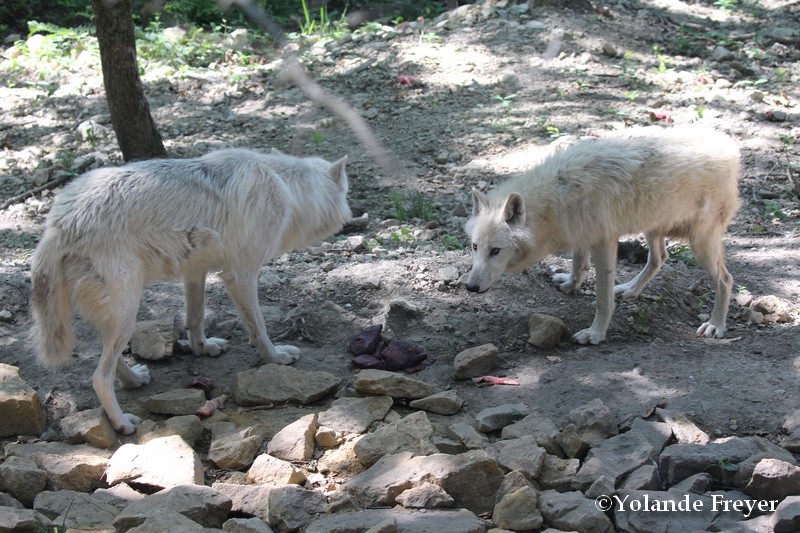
[92,0,166,161]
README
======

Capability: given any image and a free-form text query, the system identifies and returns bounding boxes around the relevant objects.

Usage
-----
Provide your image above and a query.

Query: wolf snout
[466,284,481,293]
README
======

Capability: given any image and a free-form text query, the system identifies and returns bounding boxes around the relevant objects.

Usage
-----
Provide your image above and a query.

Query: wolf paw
[131,364,151,386]
[572,328,605,345]
[270,345,301,365]
[552,273,576,294]
[202,337,229,357]
[697,322,725,338]
[116,413,143,435]
[613,283,641,300]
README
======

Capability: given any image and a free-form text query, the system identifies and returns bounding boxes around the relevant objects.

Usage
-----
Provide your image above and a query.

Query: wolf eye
[489,247,501,256]
[472,243,478,252]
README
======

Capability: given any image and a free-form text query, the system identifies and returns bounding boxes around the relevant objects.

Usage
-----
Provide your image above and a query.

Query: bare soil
[1,0,799,450]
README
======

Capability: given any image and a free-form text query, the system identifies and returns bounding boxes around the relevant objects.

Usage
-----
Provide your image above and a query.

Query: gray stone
[614,489,732,533]
[489,435,547,479]
[630,418,672,457]
[223,517,275,533]
[137,415,203,447]
[304,508,486,533]
[395,482,454,508]
[353,369,436,399]
[568,398,618,443]
[0,363,47,437]
[33,489,118,528]
[267,485,327,533]
[538,490,615,533]
[0,507,50,532]
[212,482,273,521]
[354,411,438,467]
[0,456,47,507]
[127,509,204,533]
[113,484,232,531]
[495,470,534,503]
[453,344,498,380]
[476,403,529,433]
[781,409,800,452]
[539,454,580,492]
[4,441,111,492]
[130,318,179,360]
[655,407,710,444]
[494,485,543,531]
[584,475,615,500]
[501,412,562,456]
[554,423,590,460]
[317,395,394,435]
[773,495,800,532]
[574,429,656,491]
[60,407,119,449]
[267,414,317,461]
[248,453,307,486]
[670,472,713,495]
[620,464,660,490]
[143,388,206,416]
[107,435,203,489]
[409,390,463,415]
[746,458,800,501]
[527,313,567,348]
[209,422,267,469]
[315,426,344,447]
[318,437,366,477]
[235,364,341,406]
[365,517,398,533]
[450,422,490,450]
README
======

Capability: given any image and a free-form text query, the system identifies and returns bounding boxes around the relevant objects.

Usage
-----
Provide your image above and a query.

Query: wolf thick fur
[30,149,351,434]
[465,126,740,345]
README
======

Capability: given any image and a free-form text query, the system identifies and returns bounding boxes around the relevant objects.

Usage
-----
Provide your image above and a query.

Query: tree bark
[92,0,166,161]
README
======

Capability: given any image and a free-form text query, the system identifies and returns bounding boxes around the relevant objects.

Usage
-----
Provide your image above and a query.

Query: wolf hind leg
[184,269,229,357]
[572,240,617,345]
[614,233,667,299]
[690,230,732,338]
[552,248,589,294]
[221,269,300,365]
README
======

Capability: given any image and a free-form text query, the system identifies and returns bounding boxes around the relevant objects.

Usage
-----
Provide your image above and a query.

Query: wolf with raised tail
[30,149,351,434]
[465,126,740,344]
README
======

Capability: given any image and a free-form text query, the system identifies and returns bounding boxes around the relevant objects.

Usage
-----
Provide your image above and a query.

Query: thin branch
[0,172,74,211]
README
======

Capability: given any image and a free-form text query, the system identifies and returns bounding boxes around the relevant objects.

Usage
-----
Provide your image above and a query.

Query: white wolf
[465,126,740,345]
[30,149,351,434]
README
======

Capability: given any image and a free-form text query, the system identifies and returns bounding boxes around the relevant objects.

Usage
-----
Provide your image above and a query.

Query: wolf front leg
[572,240,618,345]
[552,248,590,294]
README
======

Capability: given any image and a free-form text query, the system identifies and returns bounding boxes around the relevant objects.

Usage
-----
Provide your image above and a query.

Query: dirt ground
[1,0,799,449]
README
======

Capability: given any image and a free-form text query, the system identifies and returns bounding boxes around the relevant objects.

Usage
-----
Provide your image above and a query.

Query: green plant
[390,227,416,244]
[493,93,517,114]
[667,243,698,267]
[763,199,788,220]
[623,90,639,102]
[714,0,738,10]
[388,191,438,221]
[440,234,464,251]
[544,123,562,138]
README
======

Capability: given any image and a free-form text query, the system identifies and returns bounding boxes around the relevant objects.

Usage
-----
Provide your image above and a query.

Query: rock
[143,388,207,416]
[659,436,796,488]
[344,450,503,514]
[0,507,50,532]
[489,435,547,479]
[395,482,454,508]
[409,390,463,415]
[614,489,732,532]
[247,453,307,486]
[751,295,793,323]
[527,314,567,348]
[773,495,800,532]
[477,403,529,433]
[494,484,543,531]
[0,456,47,507]
[781,409,800,452]
[130,318,178,360]
[501,412,562,456]
[33,489,119,528]
[317,395,394,435]
[315,426,344,447]
[620,464,659,490]
[0,363,47,437]
[212,482,273,521]
[602,41,619,57]
[353,369,436,399]
[305,508,486,533]
[630,418,672,456]
[365,517,398,533]
[354,411,438,467]
[671,472,713,494]
[93,482,145,510]
[554,423,590,460]
[267,414,317,462]
[318,437,366,477]
[746,458,800,501]
[568,398,618,443]
[267,485,327,533]
[209,422,267,469]
[655,407,710,444]
[450,422,490,450]
[60,407,119,449]
[584,475,615,500]
[438,266,460,283]
[538,490,615,533]
[766,27,800,44]
[235,364,341,406]
[106,435,203,489]
[137,415,204,447]
[4,441,111,492]
[113,485,232,531]
[223,517,275,533]
[574,429,656,491]
[712,45,734,61]
[127,509,205,532]
[539,455,580,491]
[452,344,498,379]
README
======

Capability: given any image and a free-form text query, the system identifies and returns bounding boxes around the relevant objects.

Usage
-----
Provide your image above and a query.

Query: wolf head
[464,188,533,293]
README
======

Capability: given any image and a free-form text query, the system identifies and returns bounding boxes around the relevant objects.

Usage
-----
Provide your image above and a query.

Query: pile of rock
[3,354,800,532]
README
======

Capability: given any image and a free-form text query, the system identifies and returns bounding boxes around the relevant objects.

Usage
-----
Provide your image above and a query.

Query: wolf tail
[29,232,75,368]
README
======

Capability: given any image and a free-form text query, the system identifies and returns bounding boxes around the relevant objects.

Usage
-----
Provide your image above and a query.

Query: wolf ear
[502,193,526,227]
[471,188,489,218]
[329,156,348,188]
